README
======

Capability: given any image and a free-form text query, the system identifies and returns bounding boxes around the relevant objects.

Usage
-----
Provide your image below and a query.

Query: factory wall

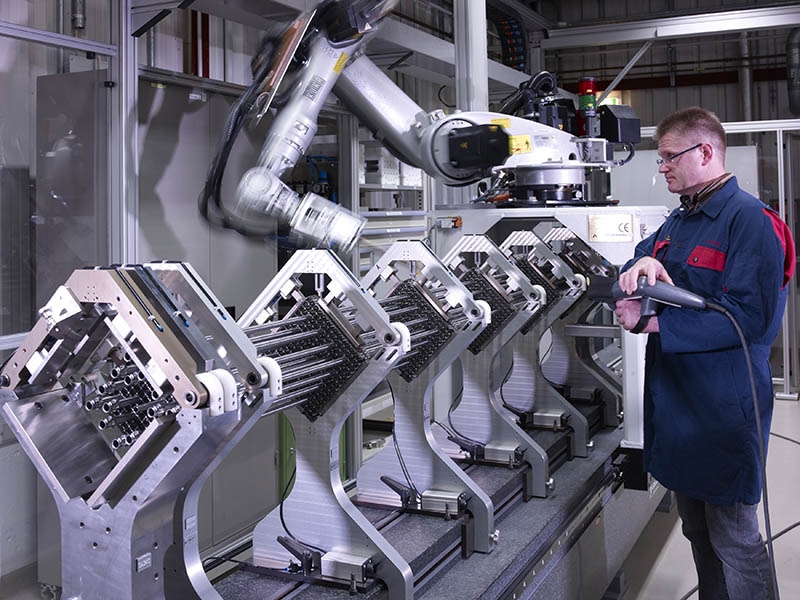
[136,76,281,320]
[0,1,106,584]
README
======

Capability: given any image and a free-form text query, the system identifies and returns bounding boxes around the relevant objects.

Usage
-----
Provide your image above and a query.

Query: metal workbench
[213,425,663,600]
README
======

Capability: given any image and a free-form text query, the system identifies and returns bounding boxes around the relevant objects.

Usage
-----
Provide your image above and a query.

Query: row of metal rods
[245,315,308,336]
[281,371,330,394]
[251,328,320,350]
[268,328,347,404]
[381,305,418,319]
[246,293,452,405]
[281,356,345,382]
[243,310,353,407]
[273,343,333,368]
[264,388,322,416]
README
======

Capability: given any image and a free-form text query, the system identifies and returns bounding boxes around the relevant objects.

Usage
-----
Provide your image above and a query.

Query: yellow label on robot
[509,135,533,155]
[491,117,511,129]
[333,52,349,74]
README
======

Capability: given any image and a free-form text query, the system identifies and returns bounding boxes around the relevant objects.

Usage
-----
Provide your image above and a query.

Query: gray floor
[621,398,800,600]
[3,400,799,600]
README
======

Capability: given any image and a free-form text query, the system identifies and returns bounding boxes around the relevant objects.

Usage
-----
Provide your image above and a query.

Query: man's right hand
[618,257,674,295]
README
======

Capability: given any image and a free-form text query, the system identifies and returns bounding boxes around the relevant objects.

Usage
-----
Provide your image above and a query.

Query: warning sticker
[333,52,349,74]
[509,134,533,155]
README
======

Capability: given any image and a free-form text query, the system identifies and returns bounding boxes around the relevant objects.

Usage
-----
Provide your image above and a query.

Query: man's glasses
[655,143,702,167]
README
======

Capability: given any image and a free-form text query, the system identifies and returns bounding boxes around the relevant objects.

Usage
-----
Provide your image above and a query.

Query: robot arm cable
[613,143,636,167]
[198,46,277,236]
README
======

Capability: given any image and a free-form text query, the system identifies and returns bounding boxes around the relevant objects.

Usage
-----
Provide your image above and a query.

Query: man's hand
[618,257,674,295]
[615,298,660,334]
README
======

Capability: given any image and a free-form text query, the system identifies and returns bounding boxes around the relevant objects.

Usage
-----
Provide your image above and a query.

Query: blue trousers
[675,493,775,600]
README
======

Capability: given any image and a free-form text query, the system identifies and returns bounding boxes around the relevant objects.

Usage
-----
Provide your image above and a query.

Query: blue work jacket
[624,177,794,505]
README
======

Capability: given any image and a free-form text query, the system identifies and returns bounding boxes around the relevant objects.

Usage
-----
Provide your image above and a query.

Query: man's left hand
[615,298,660,333]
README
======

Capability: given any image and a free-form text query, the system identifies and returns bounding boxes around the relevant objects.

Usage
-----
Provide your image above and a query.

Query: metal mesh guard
[460,268,515,355]
[386,280,454,382]
[263,297,366,421]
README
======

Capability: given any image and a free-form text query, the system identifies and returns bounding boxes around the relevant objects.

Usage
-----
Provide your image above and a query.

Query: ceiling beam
[376,19,529,90]
[489,0,553,31]
[129,0,530,91]
[541,5,800,50]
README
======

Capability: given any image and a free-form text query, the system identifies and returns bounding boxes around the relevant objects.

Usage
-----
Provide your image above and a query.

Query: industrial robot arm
[204,0,639,248]
[333,35,640,204]
[200,0,398,251]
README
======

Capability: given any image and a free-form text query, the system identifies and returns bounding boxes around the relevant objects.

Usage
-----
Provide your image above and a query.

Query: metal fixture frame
[437,234,550,498]
[355,240,498,554]
[238,249,413,599]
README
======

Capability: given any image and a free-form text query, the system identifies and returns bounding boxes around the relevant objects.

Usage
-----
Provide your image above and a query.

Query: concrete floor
[621,398,800,600]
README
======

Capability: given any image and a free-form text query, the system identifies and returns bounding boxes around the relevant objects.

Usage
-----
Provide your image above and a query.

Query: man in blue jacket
[615,106,795,600]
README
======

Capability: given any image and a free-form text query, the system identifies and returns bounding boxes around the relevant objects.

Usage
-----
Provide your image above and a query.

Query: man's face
[657,132,705,196]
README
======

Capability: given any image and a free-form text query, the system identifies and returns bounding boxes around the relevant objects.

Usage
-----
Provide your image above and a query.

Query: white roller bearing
[258,356,282,397]
[197,371,224,416]
[197,369,239,414]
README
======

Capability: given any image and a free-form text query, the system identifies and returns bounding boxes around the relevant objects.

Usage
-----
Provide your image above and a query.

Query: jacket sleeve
[658,202,788,353]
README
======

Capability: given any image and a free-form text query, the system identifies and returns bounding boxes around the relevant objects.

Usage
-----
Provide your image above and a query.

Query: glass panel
[137,79,278,319]
[0,38,110,338]
[0,1,112,46]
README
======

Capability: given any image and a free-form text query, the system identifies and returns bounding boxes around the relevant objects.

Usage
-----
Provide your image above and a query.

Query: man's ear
[700,142,714,166]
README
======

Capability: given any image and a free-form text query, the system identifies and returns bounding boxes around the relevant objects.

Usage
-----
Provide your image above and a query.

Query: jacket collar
[678,175,737,220]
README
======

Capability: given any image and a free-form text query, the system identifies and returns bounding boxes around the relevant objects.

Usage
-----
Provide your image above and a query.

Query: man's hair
[654,106,727,156]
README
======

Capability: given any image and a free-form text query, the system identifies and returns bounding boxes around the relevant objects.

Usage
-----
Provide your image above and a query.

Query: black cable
[202,556,249,569]
[500,341,558,415]
[437,84,455,109]
[494,87,519,111]
[499,357,517,412]
[770,431,800,446]
[677,516,800,600]
[197,52,273,235]
[446,386,484,446]
[771,519,800,542]
[197,24,311,244]
[498,71,558,116]
[613,144,636,166]
[278,468,296,541]
[386,378,421,502]
[678,585,697,600]
[432,419,479,459]
[432,419,456,437]
[471,172,509,204]
[278,467,326,554]
[705,301,780,600]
